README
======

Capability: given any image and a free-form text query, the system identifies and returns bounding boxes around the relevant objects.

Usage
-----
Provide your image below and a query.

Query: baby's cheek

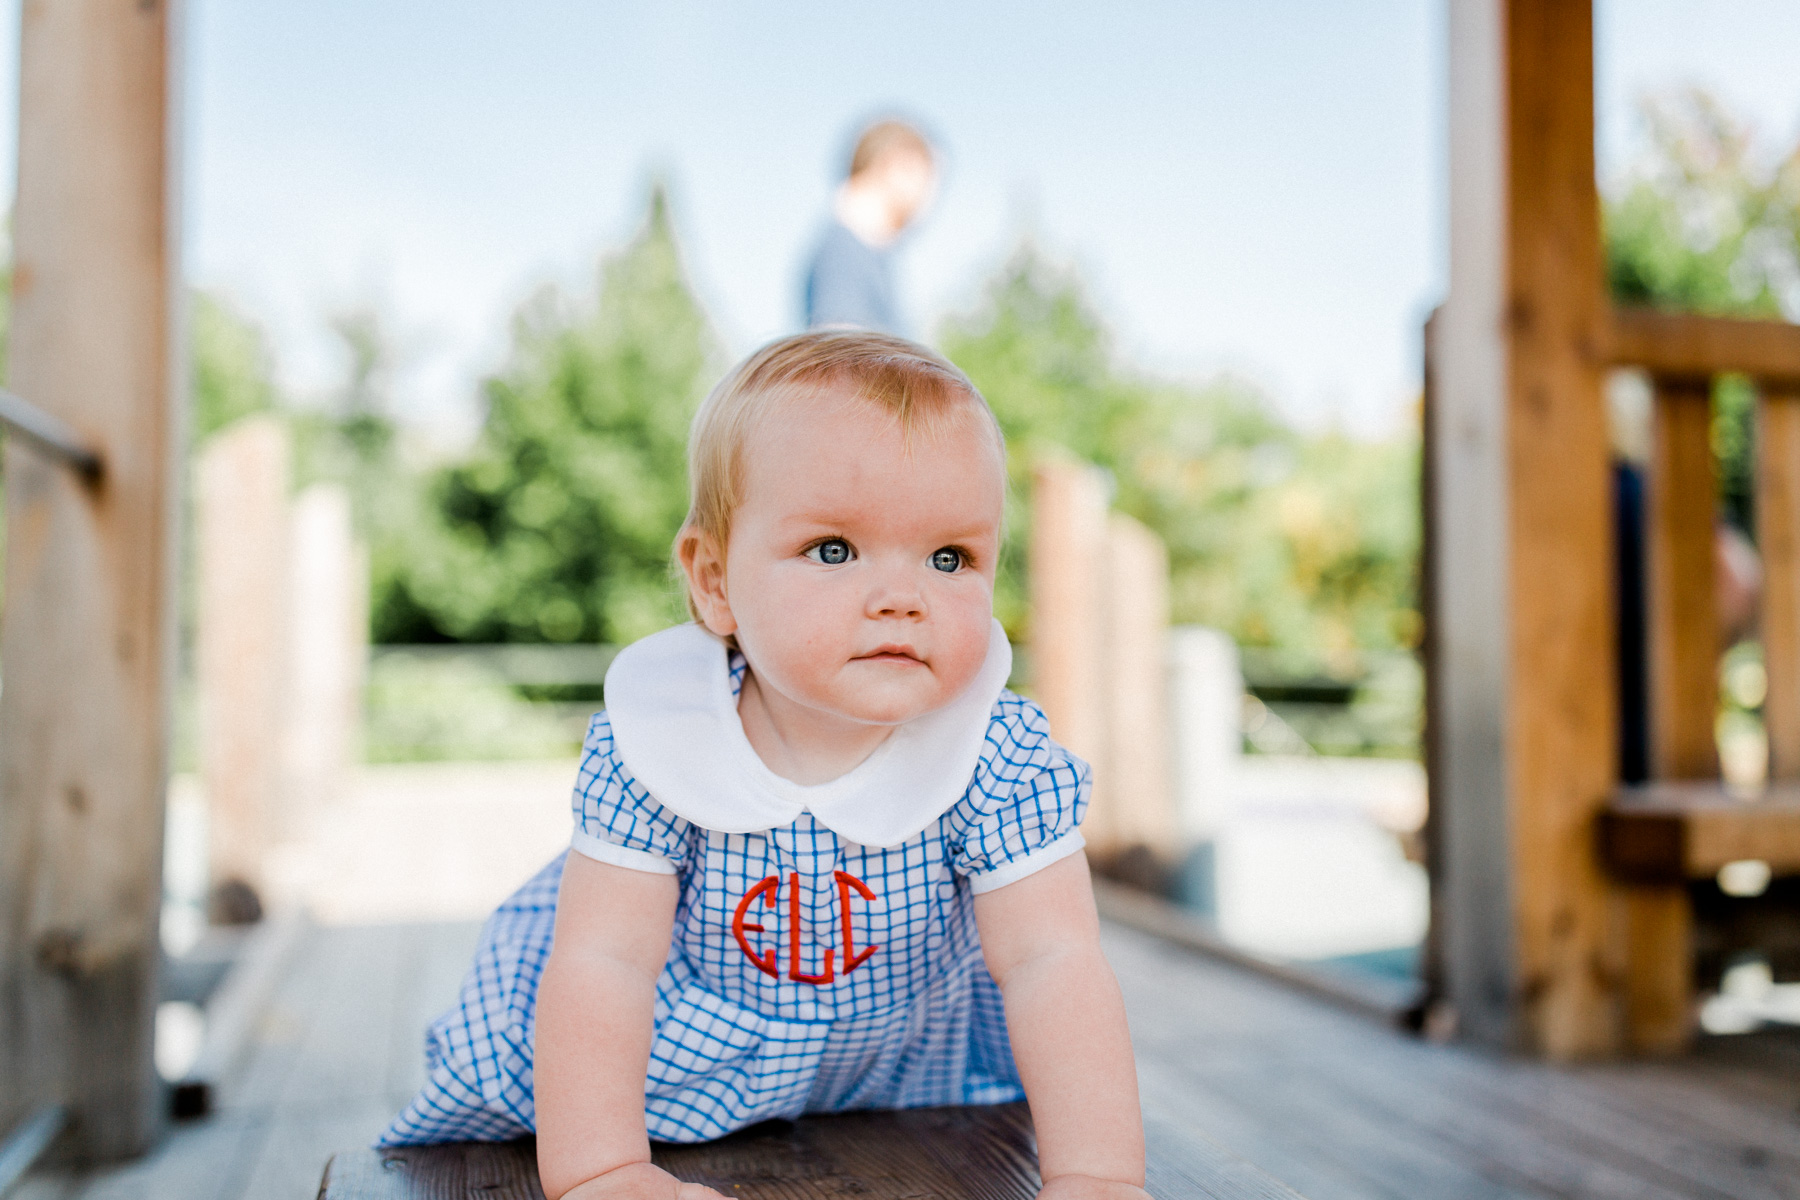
[936,600,994,686]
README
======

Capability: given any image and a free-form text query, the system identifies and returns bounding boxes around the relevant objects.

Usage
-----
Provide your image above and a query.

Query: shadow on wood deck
[16,914,1800,1200]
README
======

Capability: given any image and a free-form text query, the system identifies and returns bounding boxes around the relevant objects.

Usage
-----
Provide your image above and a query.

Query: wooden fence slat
[196,416,290,897]
[1028,466,1177,865]
[1102,514,1176,857]
[283,484,369,835]
[1029,461,1113,850]
[0,0,179,1161]
[1760,387,1800,779]
[1648,377,1718,780]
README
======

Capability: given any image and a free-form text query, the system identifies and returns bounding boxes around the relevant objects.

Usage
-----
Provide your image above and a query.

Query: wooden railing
[1607,309,1800,781]
[1600,307,1800,1051]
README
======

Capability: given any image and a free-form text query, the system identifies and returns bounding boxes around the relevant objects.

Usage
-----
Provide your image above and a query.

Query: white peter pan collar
[603,619,1012,849]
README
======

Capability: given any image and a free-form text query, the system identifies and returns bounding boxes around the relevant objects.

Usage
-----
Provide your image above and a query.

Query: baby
[382,332,1148,1200]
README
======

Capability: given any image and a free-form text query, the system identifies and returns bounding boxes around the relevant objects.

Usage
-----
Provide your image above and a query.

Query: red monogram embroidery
[729,871,880,985]
[730,876,779,977]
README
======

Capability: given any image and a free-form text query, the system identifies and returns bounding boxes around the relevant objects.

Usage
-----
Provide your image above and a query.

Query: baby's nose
[871,592,925,618]
[867,572,926,618]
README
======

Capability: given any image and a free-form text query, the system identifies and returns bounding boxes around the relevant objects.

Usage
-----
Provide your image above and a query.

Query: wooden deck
[15,916,1800,1200]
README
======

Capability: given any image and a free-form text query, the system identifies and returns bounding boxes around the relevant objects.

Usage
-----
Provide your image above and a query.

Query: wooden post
[282,484,368,837]
[1616,376,1714,1054]
[1030,461,1113,852]
[1619,884,1692,1054]
[1432,0,1619,1055]
[1102,514,1175,857]
[1760,387,1800,779]
[0,0,181,1161]
[1647,377,1719,779]
[197,416,291,900]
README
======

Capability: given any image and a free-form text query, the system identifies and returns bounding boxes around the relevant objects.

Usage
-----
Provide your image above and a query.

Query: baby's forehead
[735,387,1005,522]
[745,382,1004,458]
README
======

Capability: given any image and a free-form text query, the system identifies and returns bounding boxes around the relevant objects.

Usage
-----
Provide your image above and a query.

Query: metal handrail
[0,1105,66,1197]
[0,389,102,482]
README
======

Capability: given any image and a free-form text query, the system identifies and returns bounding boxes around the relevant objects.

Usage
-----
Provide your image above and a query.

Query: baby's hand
[1037,1174,1153,1200]
[557,1161,728,1200]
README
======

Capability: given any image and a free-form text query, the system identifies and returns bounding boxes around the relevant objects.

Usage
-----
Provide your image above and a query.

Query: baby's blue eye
[807,539,853,565]
[930,548,964,573]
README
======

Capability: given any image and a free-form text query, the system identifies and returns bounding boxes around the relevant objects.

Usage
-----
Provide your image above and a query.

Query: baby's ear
[677,527,736,637]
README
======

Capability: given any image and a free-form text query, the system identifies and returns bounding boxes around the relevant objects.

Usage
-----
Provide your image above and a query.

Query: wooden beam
[1433,0,1618,1056]
[0,0,180,1162]
[197,417,291,898]
[1608,308,1800,388]
[1761,387,1800,779]
[1647,378,1718,779]
[1603,782,1800,879]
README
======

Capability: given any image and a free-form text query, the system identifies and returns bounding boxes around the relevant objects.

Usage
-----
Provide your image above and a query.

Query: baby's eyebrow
[775,510,856,531]
[773,511,997,542]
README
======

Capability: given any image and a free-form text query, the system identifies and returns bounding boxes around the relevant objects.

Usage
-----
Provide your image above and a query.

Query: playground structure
[1424,0,1800,1061]
[1,0,1799,1195]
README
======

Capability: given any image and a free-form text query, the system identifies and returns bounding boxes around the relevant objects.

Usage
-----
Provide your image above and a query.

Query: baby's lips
[856,644,925,663]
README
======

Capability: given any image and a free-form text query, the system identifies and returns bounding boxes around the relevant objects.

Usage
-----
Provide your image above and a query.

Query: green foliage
[190,291,278,441]
[940,243,1419,673]
[1604,89,1800,534]
[287,304,405,542]
[363,651,586,762]
[0,259,10,384]
[373,187,718,645]
[1605,90,1798,319]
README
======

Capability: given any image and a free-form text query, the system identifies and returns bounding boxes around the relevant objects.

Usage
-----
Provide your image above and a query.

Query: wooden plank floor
[17,917,1800,1199]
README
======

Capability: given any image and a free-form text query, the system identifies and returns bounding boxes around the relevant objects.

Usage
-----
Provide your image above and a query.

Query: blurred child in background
[801,119,937,335]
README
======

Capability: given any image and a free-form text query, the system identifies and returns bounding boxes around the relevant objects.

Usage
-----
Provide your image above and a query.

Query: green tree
[376,186,718,645]
[288,304,404,538]
[1605,88,1800,533]
[940,242,1419,671]
[190,291,278,441]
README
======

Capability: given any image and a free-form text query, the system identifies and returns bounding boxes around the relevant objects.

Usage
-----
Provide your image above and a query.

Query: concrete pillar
[1168,627,1243,914]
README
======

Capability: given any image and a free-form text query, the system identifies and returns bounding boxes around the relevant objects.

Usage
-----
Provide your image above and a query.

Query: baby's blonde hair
[679,330,1002,618]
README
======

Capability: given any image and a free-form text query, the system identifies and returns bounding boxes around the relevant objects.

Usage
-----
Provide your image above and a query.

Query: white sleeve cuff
[570,828,677,875]
[966,831,1087,895]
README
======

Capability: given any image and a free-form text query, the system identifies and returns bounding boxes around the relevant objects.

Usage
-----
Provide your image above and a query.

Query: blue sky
[5,1,1800,438]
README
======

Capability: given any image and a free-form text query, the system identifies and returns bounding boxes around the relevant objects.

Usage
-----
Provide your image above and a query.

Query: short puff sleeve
[569,711,695,875]
[952,694,1091,894]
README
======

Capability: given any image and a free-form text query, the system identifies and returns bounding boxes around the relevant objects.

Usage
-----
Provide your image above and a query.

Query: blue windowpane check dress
[380,620,1089,1146]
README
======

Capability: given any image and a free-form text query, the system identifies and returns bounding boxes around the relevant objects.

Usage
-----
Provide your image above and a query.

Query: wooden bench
[319,1103,1307,1199]
[1602,781,1800,1051]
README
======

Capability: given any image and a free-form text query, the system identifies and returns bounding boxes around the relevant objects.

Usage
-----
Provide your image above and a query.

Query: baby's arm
[974,852,1150,1200]
[535,853,723,1200]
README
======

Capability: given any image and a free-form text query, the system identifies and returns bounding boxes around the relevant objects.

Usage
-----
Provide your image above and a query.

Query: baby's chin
[824,668,968,727]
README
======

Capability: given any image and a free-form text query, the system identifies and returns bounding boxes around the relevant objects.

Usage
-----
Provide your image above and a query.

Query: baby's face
[703,389,1004,728]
